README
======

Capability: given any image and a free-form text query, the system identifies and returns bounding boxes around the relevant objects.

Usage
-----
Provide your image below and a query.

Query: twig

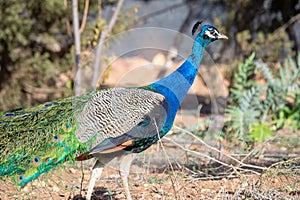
[155,121,180,200]
[268,156,300,169]
[91,0,124,90]
[64,0,72,36]
[79,161,84,198]
[97,0,102,18]
[190,174,239,181]
[174,126,267,171]
[72,0,82,96]
[79,0,90,33]
[23,83,63,94]
[273,13,300,35]
[163,136,261,175]
[226,131,282,183]
[239,133,280,165]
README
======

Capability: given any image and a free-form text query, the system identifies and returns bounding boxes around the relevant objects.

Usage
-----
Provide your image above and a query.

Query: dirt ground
[1,56,300,199]
[1,158,300,200]
[1,127,300,200]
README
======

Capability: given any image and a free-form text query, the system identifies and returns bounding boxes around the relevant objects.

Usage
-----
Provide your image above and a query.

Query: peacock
[0,21,227,200]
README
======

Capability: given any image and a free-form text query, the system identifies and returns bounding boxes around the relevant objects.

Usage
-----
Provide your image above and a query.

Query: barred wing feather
[75,88,167,152]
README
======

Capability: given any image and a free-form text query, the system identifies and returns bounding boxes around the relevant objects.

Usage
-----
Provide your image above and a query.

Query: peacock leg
[86,160,104,200]
[119,153,136,200]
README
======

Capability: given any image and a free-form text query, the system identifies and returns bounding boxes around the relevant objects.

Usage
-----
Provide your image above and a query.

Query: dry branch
[91,0,124,90]
[79,0,90,33]
[174,126,267,171]
[72,0,82,96]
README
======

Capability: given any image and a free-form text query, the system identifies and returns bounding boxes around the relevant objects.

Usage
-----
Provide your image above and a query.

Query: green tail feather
[0,93,97,186]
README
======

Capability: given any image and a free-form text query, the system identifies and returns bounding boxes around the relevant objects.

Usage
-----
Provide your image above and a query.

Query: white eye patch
[204,29,218,39]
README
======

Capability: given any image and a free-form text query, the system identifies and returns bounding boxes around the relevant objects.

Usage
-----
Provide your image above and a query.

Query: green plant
[226,53,261,139]
[226,87,262,138]
[249,123,275,143]
[229,52,257,103]
[225,52,300,144]
[258,54,300,128]
[147,176,166,184]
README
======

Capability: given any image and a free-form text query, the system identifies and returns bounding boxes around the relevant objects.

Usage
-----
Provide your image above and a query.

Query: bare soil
[1,127,300,200]
[1,56,299,199]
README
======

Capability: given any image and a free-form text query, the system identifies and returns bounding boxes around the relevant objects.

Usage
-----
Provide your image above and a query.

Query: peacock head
[192,21,228,46]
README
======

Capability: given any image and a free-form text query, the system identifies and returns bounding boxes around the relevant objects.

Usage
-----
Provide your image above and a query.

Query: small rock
[22,185,30,193]
[274,178,279,183]
[109,174,120,179]
[201,188,210,193]
[32,180,46,187]
[69,167,76,174]
[59,193,65,197]
[258,154,264,160]
[84,173,91,180]
[153,193,162,198]
[115,193,125,199]
[52,186,60,192]
[37,181,46,187]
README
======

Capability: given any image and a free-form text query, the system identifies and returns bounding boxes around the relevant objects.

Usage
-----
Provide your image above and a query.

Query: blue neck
[149,40,207,110]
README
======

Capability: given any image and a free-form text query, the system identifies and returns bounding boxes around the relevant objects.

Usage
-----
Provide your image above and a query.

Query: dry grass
[1,126,299,200]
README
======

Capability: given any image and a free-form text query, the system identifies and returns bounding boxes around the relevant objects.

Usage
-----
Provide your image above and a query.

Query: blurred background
[0,0,300,199]
[1,0,299,110]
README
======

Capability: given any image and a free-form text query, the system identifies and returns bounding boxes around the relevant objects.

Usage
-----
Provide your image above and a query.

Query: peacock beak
[217,32,228,40]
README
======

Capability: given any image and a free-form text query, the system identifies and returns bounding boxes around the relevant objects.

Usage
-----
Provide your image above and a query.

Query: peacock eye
[54,135,59,140]
[203,35,209,39]
[34,157,40,163]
